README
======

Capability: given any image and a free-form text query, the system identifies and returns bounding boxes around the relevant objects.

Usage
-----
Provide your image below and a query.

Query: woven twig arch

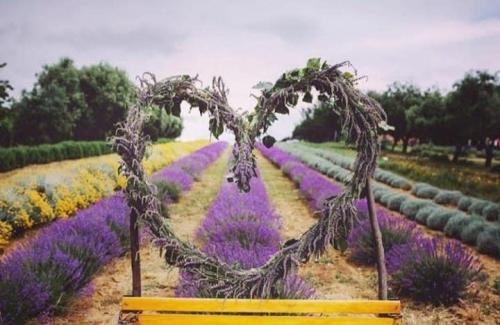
[112,58,385,298]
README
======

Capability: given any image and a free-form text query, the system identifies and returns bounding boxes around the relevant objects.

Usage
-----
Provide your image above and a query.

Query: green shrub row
[457,196,500,222]
[279,143,500,258]
[373,186,500,258]
[291,143,413,190]
[0,141,112,172]
[289,142,500,222]
[411,182,440,199]
[278,143,353,184]
[411,185,499,221]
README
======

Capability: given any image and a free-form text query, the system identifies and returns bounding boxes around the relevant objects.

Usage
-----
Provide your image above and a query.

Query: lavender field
[1,1,500,324]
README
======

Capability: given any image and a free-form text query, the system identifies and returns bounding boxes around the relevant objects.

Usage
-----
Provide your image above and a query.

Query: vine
[113,58,385,298]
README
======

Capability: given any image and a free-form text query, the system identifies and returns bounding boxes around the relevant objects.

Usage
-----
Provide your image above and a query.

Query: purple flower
[177,148,314,299]
[0,142,228,324]
[348,211,420,265]
[153,142,228,191]
[0,194,129,323]
[386,237,483,305]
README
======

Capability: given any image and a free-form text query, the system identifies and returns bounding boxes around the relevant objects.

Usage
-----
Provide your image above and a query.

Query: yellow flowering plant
[0,140,206,246]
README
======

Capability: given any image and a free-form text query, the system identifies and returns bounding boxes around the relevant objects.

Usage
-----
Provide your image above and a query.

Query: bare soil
[43,151,499,324]
[43,150,229,325]
[257,153,500,325]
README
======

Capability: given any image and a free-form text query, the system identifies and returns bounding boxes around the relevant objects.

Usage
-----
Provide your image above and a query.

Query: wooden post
[130,210,141,296]
[366,178,388,300]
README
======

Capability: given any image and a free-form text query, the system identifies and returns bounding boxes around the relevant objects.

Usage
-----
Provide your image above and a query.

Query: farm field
[35,147,500,325]
[277,142,500,258]
[306,141,500,202]
[0,141,225,323]
[0,140,207,248]
[2,2,500,322]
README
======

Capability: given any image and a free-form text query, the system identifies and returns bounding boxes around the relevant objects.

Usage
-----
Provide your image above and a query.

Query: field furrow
[44,149,230,325]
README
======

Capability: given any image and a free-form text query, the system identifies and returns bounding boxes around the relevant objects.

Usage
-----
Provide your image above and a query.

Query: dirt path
[45,150,229,325]
[257,153,500,325]
[257,153,378,300]
[41,151,498,324]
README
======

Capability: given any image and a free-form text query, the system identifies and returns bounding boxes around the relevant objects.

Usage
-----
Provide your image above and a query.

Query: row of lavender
[0,142,227,324]
[258,143,484,306]
[278,142,500,259]
[176,155,314,299]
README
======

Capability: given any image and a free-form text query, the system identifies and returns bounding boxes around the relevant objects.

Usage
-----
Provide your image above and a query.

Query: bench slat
[139,314,398,324]
[122,297,400,314]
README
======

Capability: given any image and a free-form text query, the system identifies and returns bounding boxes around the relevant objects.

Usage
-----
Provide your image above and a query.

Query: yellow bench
[120,297,402,324]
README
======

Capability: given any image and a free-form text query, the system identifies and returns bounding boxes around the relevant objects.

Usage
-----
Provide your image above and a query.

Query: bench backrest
[120,297,402,324]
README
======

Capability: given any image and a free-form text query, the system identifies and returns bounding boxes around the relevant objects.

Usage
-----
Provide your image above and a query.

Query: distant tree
[406,88,446,144]
[13,58,86,144]
[0,63,12,108]
[143,105,183,141]
[75,63,136,140]
[292,101,341,142]
[370,83,422,153]
[0,62,14,146]
[10,58,139,145]
[445,71,500,162]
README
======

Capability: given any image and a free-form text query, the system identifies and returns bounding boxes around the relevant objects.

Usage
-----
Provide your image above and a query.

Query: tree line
[0,58,183,147]
[293,70,500,165]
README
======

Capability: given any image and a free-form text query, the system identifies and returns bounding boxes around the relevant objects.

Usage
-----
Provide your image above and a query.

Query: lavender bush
[0,142,227,324]
[0,194,129,324]
[386,237,483,305]
[177,156,314,299]
[348,212,420,265]
[258,144,342,211]
[152,142,228,192]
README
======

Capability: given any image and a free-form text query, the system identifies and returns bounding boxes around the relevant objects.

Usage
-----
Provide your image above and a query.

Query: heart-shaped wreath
[113,58,385,298]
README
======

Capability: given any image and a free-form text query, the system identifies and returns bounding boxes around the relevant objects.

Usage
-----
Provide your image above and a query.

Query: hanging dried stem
[112,58,385,298]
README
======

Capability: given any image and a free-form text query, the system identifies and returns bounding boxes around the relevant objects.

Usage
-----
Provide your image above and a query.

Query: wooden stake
[366,178,388,300]
[130,209,141,297]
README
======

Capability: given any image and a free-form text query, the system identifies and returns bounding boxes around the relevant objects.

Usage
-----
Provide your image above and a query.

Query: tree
[143,105,183,141]
[445,71,500,162]
[370,83,422,153]
[9,58,138,145]
[292,101,341,142]
[76,63,136,140]
[0,62,14,146]
[13,58,86,144]
[406,88,446,144]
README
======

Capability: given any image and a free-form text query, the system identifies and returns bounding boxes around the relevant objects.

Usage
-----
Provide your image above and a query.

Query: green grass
[379,156,500,202]
[303,141,358,158]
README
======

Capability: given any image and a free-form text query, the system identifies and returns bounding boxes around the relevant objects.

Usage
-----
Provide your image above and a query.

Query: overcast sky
[1,0,499,141]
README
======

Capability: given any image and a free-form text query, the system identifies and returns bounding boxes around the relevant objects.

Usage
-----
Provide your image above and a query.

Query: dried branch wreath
[113,58,385,298]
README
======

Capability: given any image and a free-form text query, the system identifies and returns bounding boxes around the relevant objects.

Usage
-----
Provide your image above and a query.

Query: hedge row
[278,143,500,259]
[367,186,499,258]
[288,142,500,222]
[0,141,113,172]
[286,143,413,190]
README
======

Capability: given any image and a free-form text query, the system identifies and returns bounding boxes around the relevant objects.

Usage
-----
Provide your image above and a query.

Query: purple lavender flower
[0,142,228,324]
[258,143,343,211]
[153,142,228,192]
[386,237,483,305]
[0,194,129,323]
[348,211,421,265]
[177,150,314,299]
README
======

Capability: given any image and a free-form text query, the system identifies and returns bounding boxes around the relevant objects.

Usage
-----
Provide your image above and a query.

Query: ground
[38,150,500,325]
